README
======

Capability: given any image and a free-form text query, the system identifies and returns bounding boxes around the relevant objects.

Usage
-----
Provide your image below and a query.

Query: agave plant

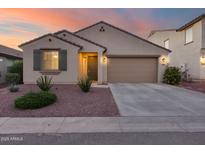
[78,76,92,92]
[36,75,53,91]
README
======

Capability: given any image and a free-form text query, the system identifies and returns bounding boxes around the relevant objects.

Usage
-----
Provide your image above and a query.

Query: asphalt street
[1,132,205,145]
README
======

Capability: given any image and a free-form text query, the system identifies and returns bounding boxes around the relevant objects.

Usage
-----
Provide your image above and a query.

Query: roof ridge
[74,21,103,34]
[54,29,107,50]
[19,33,52,47]
[53,35,82,49]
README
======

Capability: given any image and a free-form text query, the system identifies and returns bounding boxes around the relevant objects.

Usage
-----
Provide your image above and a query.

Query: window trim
[185,27,193,45]
[164,39,169,49]
[40,48,60,71]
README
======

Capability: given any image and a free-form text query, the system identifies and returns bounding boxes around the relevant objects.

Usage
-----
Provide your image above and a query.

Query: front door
[87,56,98,81]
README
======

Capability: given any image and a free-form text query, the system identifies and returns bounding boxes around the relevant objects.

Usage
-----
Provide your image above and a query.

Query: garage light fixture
[160,56,169,65]
[200,54,205,65]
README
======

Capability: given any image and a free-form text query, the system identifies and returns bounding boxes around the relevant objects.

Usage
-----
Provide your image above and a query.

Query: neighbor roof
[75,21,172,53]
[54,30,107,51]
[177,14,205,31]
[148,29,176,38]
[19,33,83,49]
[0,44,22,59]
[148,14,205,36]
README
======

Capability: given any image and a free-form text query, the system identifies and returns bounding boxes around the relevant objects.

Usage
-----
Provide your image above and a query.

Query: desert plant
[7,60,23,83]
[15,91,57,109]
[9,84,19,92]
[5,73,20,85]
[163,66,181,85]
[78,76,92,92]
[36,75,53,91]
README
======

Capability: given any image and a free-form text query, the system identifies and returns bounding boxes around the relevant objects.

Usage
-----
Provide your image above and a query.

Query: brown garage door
[107,57,158,83]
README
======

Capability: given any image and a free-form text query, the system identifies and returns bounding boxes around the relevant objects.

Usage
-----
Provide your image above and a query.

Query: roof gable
[75,21,171,53]
[54,30,107,51]
[19,33,82,49]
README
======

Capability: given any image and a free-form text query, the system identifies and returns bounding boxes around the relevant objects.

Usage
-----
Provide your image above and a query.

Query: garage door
[107,57,158,83]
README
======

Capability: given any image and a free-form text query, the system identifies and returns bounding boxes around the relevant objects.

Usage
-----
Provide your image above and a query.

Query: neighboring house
[0,44,23,83]
[148,14,205,80]
[19,21,170,84]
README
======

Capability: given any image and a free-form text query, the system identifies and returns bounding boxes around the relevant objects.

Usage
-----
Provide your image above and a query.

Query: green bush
[163,66,181,85]
[9,85,19,92]
[36,75,53,91]
[15,91,57,109]
[7,60,23,83]
[78,76,92,92]
[5,73,20,85]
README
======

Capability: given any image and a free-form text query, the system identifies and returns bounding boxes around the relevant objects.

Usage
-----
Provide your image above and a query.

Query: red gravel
[0,83,8,89]
[0,85,120,117]
[179,82,205,93]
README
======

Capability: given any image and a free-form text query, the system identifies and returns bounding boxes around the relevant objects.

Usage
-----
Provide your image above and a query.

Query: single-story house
[0,44,23,83]
[19,21,171,84]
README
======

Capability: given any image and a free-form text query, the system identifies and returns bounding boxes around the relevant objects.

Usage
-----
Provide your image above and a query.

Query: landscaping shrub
[5,73,20,85]
[78,76,92,92]
[7,60,23,83]
[36,75,53,91]
[163,66,181,85]
[15,91,57,109]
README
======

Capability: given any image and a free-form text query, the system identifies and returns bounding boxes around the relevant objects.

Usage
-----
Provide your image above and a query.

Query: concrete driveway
[109,83,205,116]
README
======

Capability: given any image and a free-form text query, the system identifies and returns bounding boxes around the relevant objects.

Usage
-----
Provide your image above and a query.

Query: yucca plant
[78,76,92,92]
[36,75,53,91]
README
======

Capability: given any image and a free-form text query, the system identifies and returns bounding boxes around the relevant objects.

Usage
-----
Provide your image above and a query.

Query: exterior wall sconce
[160,55,169,65]
[103,56,107,64]
[200,54,205,65]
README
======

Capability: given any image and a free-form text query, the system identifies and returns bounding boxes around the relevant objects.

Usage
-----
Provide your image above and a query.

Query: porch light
[160,55,169,65]
[103,56,107,64]
[200,54,205,65]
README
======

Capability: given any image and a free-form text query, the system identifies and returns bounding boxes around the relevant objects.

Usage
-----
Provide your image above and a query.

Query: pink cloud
[0,8,160,49]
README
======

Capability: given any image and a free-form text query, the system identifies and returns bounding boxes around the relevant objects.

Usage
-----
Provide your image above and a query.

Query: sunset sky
[0,8,205,50]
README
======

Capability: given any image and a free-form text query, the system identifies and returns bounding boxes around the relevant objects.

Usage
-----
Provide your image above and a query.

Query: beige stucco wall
[76,23,169,82]
[202,18,205,49]
[21,35,81,84]
[148,21,203,80]
[56,32,105,84]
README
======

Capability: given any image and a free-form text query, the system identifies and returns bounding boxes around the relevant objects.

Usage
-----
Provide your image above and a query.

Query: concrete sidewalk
[1,116,205,134]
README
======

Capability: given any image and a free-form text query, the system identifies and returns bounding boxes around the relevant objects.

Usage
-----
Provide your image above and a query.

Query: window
[42,50,59,70]
[164,39,169,49]
[185,27,193,44]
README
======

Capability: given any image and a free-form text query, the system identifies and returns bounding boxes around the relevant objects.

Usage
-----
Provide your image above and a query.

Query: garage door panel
[108,58,157,83]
